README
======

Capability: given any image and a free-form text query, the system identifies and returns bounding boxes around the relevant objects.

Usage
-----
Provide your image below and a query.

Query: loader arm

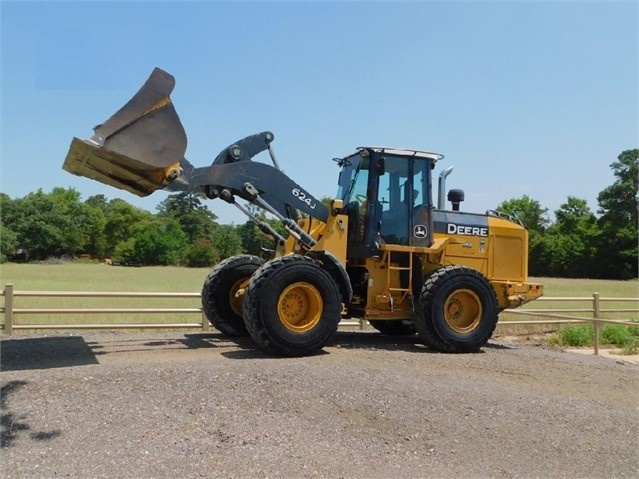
[62,67,328,223]
[172,145,329,222]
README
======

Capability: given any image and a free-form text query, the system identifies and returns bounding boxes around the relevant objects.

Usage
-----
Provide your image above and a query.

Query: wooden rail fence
[1,283,637,355]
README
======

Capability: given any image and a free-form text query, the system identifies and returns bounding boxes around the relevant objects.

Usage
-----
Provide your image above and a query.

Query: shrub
[622,337,639,355]
[546,334,561,347]
[600,325,634,347]
[559,323,639,349]
[185,239,219,267]
[113,238,137,265]
[560,325,593,347]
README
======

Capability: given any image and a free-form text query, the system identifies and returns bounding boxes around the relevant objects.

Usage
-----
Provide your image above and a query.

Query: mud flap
[62,67,187,196]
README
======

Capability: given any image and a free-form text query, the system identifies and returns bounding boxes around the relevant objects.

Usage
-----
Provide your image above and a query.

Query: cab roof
[357,146,444,163]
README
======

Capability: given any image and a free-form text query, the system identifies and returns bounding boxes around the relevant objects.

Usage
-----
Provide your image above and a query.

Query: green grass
[528,276,638,298]
[1,263,213,329]
[0,263,211,292]
[500,277,638,323]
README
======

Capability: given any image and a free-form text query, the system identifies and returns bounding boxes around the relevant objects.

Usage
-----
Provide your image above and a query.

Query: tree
[157,192,217,243]
[3,188,99,259]
[237,205,287,257]
[50,188,107,258]
[0,193,18,261]
[115,218,188,266]
[495,195,550,233]
[0,225,18,262]
[185,239,219,267]
[211,224,243,260]
[85,194,109,212]
[545,197,599,278]
[104,199,152,255]
[82,205,107,257]
[595,149,638,279]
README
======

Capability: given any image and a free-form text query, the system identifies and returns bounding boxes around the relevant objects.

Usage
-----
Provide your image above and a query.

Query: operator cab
[336,147,442,258]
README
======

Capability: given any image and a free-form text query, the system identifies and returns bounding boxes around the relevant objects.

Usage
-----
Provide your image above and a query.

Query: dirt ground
[2,330,638,478]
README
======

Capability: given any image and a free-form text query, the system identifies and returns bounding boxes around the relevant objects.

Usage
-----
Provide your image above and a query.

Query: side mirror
[376,158,385,175]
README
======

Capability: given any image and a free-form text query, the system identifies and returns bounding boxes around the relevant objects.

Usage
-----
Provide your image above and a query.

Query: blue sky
[2,1,637,225]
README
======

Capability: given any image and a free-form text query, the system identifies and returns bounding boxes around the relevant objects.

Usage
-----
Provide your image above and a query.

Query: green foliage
[112,238,137,265]
[0,188,102,259]
[496,195,550,233]
[600,325,635,346]
[622,337,639,355]
[126,218,189,266]
[560,325,593,347]
[546,334,561,347]
[540,198,600,278]
[185,239,219,267]
[595,149,638,279]
[104,199,153,254]
[85,194,109,212]
[0,225,18,263]
[237,211,285,257]
[211,223,243,260]
[559,323,638,348]
[156,192,217,243]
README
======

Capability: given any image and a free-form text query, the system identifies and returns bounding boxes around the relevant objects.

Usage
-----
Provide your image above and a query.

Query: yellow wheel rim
[229,278,250,317]
[277,282,323,333]
[443,288,482,333]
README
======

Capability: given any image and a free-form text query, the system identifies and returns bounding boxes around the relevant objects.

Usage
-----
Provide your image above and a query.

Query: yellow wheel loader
[63,68,543,356]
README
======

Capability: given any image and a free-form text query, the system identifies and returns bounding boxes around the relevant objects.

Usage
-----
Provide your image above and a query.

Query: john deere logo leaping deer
[414,224,428,238]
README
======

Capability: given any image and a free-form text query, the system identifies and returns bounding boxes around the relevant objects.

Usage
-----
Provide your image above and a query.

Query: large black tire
[243,255,342,357]
[201,254,265,337]
[369,320,417,336]
[413,265,499,353]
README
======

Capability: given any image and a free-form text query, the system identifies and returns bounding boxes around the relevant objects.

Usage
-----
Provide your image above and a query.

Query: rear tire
[369,320,417,336]
[413,265,498,353]
[243,255,342,356]
[201,254,264,337]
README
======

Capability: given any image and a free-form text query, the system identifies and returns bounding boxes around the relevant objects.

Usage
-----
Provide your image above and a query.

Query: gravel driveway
[2,331,638,478]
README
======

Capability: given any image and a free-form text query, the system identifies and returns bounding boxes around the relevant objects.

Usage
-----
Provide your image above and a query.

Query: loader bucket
[62,68,187,197]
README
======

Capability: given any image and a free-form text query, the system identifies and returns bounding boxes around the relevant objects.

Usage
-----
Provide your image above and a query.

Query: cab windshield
[336,152,368,203]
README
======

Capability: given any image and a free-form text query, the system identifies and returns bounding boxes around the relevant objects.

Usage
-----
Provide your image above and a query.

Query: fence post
[4,283,14,335]
[201,310,211,332]
[593,292,600,355]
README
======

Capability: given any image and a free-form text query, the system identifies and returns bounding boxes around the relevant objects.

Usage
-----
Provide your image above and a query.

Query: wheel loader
[63,67,543,356]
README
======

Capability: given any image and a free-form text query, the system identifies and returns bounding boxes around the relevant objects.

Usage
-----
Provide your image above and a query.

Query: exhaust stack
[437,166,454,209]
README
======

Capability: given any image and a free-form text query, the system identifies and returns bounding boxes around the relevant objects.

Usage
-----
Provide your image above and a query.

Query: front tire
[243,255,342,356]
[413,266,498,353]
[201,254,264,337]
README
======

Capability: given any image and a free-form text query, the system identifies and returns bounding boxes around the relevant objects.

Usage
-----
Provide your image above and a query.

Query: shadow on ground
[219,330,511,359]
[1,380,61,448]
[1,331,515,368]
[1,336,99,372]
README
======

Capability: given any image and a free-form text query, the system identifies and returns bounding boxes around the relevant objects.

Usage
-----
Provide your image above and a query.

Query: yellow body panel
[281,203,542,319]
[432,215,542,310]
